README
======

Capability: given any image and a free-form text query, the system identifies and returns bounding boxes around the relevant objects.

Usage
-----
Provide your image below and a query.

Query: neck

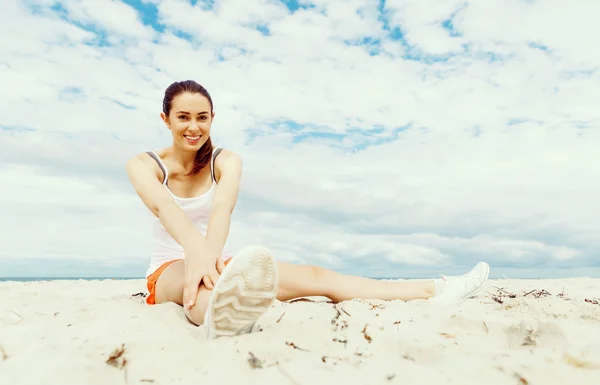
[170,146,197,173]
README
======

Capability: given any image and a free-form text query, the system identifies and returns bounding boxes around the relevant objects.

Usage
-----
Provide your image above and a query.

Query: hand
[216,256,226,275]
[183,246,220,310]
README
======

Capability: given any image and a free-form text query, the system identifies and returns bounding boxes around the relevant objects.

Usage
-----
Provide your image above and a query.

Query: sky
[0,0,599,279]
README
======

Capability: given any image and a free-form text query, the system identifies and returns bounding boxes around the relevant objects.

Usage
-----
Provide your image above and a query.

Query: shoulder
[213,148,242,182]
[126,151,165,182]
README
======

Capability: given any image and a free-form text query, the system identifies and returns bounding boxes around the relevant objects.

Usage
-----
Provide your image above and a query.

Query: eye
[178,115,188,120]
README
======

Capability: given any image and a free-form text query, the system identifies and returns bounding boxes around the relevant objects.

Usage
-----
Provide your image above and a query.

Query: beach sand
[1,278,599,385]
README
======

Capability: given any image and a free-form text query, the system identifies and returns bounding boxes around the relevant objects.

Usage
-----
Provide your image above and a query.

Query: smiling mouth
[184,135,201,142]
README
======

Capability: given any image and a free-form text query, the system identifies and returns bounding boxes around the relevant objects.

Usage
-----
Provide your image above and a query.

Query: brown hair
[163,80,214,175]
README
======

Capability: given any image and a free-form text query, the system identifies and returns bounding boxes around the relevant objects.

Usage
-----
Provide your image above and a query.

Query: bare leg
[153,255,488,327]
[154,260,212,325]
[276,261,435,302]
[154,259,434,325]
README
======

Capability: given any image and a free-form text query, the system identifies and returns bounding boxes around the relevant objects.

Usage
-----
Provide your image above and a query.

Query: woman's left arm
[205,149,243,264]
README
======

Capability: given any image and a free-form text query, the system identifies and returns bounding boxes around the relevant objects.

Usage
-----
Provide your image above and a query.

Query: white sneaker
[203,245,278,339]
[429,262,490,304]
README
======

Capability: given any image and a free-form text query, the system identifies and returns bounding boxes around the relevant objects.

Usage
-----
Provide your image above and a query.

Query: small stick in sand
[0,344,8,361]
[522,289,535,297]
[331,303,351,331]
[533,289,551,298]
[523,289,551,298]
[106,344,127,369]
[286,341,309,351]
[496,288,516,298]
[556,289,571,300]
[340,306,352,317]
[276,312,286,323]
[514,373,529,384]
[584,298,599,305]
[331,307,341,328]
[287,298,318,304]
[361,325,372,343]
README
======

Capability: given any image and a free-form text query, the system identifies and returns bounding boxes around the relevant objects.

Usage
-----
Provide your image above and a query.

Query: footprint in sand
[505,319,568,349]
[0,309,23,326]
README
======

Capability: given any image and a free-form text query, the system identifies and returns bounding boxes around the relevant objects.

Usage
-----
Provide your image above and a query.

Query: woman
[126,80,490,339]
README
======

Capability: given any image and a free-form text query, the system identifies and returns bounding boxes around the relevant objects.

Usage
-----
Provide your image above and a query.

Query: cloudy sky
[1,0,598,279]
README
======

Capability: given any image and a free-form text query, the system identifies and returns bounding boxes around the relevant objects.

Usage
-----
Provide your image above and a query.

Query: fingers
[208,269,220,288]
[183,278,200,310]
[201,275,214,290]
[216,258,226,274]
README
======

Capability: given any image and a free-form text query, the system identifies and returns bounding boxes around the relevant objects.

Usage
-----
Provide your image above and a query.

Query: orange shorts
[145,257,233,305]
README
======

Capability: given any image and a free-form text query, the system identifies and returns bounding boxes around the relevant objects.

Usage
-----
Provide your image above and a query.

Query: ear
[160,112,170,129]
[211,111,216,121]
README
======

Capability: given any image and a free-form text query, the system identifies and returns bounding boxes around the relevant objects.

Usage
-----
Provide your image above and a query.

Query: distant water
[0,276,397,282]
[0,277,144,282]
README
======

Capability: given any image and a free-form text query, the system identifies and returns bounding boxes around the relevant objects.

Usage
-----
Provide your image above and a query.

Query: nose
[188,118,202,130]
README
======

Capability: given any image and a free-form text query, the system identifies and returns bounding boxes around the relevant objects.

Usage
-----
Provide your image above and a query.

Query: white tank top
[145,147,229,277]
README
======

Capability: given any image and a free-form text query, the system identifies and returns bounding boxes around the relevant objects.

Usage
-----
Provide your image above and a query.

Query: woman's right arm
[125,154,221,308]
[125,154,208,251]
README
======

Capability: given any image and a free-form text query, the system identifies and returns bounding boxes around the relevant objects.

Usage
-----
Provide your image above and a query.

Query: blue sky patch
[280,0,316,13]
[121,0,165,32]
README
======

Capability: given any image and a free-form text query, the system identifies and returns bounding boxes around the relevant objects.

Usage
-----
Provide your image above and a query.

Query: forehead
[171,92,211,112]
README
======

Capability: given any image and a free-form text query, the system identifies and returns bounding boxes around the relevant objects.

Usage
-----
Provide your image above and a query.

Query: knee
[308,265,329,281]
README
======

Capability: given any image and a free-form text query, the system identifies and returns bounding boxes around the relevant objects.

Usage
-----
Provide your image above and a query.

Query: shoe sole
[204,245,278,339]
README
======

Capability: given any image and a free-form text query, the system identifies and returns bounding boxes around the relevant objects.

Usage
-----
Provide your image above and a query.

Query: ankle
[432,278,446,297]
[422,280,434,298]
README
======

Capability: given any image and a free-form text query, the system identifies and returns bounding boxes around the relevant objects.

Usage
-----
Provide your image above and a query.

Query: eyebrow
[175,111,209,115]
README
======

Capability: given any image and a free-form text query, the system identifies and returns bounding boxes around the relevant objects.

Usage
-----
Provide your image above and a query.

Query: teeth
[185,136,200,140]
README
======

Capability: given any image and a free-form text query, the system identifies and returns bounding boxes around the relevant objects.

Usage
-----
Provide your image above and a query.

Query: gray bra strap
[211,147,223,182]
[146,151,168,184]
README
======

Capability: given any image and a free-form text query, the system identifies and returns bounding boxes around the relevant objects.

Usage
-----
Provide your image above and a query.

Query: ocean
[0,277,144,282]
[0,276,398,282]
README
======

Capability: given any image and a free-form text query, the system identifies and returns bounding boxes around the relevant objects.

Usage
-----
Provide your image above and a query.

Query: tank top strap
[146,151,169,184]
[211,147,223,182]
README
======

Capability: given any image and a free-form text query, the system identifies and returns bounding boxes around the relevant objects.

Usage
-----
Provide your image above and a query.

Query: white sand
[1,278,600,385]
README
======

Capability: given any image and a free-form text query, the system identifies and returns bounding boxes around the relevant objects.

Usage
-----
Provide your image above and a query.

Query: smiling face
[161,92,215,151]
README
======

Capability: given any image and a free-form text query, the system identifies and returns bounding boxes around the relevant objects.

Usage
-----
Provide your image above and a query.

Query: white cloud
[0,0,598,278]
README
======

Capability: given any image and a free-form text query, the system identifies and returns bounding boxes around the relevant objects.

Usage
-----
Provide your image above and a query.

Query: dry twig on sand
[106,344,127,369]
[584,298,599,305]
[361,324,372,343]
[523,289,551,299]
[490,287,516,304]
[276,312,286,323]
[490,287,581,304]
[0,344,8,361]
[331,303,350,331]
[514,373,529,384]
[286,341,308,351]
